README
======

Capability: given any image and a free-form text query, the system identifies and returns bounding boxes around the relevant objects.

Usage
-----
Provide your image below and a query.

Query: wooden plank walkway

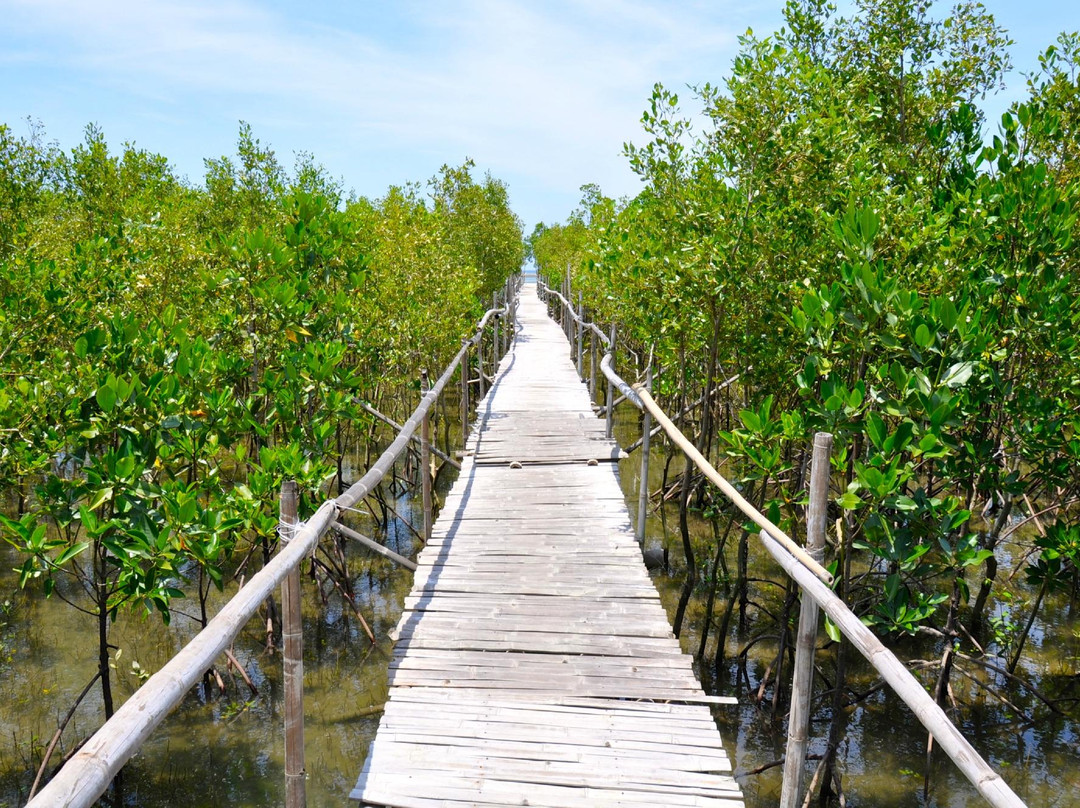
[351,283,743,807]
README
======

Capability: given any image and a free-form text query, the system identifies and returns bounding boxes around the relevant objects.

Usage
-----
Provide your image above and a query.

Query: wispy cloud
[0,0,760,223]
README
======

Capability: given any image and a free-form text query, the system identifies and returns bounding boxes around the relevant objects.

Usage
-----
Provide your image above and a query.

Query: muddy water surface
[1,403,1078,806]
[613,406,1080,808]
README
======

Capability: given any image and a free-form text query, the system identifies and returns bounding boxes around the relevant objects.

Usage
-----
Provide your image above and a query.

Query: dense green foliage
[533,0,1079,781]
[0,121,523,716]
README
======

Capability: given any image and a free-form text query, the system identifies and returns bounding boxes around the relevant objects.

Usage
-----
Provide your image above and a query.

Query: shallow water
[0,393,1077,806]
[613,404,1080,808]
[0,441,445,807]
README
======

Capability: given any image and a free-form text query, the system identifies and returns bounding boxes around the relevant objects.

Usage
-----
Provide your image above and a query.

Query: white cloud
[0,0,753,224]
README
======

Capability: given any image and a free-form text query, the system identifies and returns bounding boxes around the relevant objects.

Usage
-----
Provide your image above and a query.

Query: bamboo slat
[352,282,742,807]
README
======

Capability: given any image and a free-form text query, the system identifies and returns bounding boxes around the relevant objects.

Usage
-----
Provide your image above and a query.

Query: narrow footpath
[351,283,744,807]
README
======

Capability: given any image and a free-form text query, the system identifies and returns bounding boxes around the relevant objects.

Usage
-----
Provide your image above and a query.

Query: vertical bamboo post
[507,277,515,345]
[506,277,514,347]
[567,299,573,356]
[279,480,305,808]
[605,322,616,440]
[589,318,598,403]
[576,292,584,378]
[460,338,469,449]
[492,292,500,366]
[635,367,653,545]
[420,370,433,544]
[478,325,486,401]
[503,281,508,351]
[779,431,833,808]
[563,267,571,342]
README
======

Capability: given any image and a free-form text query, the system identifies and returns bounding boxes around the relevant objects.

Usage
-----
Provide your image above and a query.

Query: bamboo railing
[538,277,1026,808]
[26,275,522,808]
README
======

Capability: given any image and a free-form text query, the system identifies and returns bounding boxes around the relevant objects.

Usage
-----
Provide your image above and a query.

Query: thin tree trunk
[819,504,853,805]
[672,451,697,639]
[96,560,114,720]
[1009,576,1049,675]
[969,494,1013,635]
[698,512,736,660]
[772,580,798,715]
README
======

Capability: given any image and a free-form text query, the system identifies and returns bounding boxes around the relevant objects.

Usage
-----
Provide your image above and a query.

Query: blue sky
[1,0,1077,230]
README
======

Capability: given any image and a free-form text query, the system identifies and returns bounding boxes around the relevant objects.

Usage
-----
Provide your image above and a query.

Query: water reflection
[612,406,1080,808]
[1,400,1077,806]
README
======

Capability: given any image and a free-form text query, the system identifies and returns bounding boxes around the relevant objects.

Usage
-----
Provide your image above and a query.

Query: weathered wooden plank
[355,771,744,807]
[353,282,742,807]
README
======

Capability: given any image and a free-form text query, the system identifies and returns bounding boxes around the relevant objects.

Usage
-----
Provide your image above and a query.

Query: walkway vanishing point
[351,283,744,807]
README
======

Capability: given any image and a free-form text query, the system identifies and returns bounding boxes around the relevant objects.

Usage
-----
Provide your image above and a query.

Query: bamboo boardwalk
[351,283,743,807]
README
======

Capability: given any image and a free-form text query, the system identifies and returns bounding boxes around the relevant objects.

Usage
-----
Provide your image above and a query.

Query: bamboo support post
[27,306,505,808]
[279,480,306,808]
[570,301,577,360]
[589,317,598,402]
[420,369,433,544]
[633,385,832,584]
[762,530,1026,808]
[460,338,469,448]
[605,323,616,440]
[25,501,338,808]
[568,303,573,354]
[503,284,508,352]
[624,373,739,454]
[563,288,571,350]
[501,278,509,341]
[635,367,653,545]
[507,277,515,343]
[780,432,832,808]
[478,325,486,401]
[576,292,584,378]
[331,522,417,571]
[357,400,460,470]
[492,292,500,365]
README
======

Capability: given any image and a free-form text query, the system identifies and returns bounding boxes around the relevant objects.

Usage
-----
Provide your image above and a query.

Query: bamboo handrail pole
[536,280,612,348]
[29,301,513,808]
[27,500,338,808]
[633,386,833,584]
[601,352,643,410]
[605,371,657,411]
[760,531,1026,808]
[331,522,418,571]
[337,306,501,513]
[357,400,461,470]
[587,321,611,346]
[280,481,306,808]
[472,306,505,336]
[780,432,832,808]
[625,373,741,454]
